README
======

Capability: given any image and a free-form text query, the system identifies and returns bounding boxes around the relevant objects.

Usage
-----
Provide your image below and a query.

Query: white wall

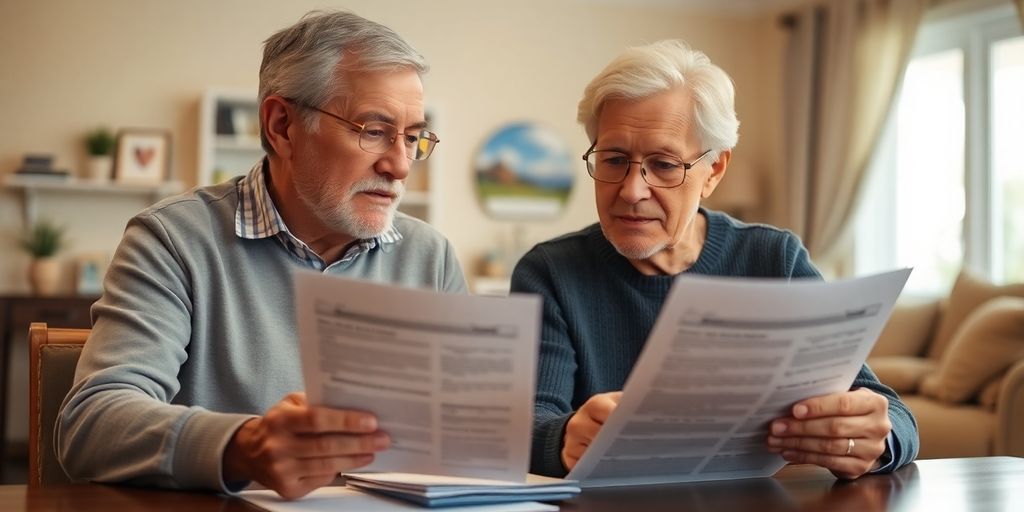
[0,0,786,292]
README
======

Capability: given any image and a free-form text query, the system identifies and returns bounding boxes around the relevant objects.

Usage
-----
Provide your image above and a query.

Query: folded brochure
[343,472,580,507]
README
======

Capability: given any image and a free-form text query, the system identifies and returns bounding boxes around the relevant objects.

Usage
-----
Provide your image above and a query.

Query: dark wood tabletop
[1,457,1021,511]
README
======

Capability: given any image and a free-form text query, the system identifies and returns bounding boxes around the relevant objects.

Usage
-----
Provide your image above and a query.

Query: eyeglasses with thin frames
[583,141,711,188]
[290,100,440,161]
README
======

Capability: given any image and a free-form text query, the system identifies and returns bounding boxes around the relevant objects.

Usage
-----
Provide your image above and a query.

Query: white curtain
[782,0,927,264]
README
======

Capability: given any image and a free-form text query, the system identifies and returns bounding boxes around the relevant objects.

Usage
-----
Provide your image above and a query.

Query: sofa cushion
[919,296,1024,404]
[871,299,940,357]
[928,270,1024,360]
[867,356,937,393]
[902,395,994,458]
[978,376,1003,410]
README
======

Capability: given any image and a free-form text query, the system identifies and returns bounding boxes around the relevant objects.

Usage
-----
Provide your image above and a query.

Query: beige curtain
[782,0,927,264]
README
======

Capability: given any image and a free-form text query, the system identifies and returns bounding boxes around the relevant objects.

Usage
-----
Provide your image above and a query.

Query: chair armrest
[995,359,1024,456]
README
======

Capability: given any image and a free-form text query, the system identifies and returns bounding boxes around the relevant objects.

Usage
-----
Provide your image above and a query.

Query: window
[854,3,1024,296]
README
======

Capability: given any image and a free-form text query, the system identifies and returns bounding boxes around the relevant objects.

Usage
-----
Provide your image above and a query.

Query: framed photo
[75,252,108,296]
[113,129,171,185]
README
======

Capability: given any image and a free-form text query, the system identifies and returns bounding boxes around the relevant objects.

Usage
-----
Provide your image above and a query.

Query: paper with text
[567,269,911,487]
[295,271,541,482]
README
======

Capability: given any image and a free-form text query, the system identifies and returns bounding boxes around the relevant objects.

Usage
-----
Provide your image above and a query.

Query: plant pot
[87,155,112,181]
[28,257,62,296]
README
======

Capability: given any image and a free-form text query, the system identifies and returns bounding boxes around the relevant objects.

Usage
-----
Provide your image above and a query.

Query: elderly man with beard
[512,40,918,482]
[57,11,465,499]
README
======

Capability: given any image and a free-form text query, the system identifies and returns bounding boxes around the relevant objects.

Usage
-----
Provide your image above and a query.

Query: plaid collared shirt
[234,159,402,271]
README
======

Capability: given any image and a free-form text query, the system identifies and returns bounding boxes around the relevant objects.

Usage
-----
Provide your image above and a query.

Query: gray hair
[577,40,739,161]
[258,10,428,154]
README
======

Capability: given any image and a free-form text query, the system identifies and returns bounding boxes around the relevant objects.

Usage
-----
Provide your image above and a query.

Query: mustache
[345,176,405,199]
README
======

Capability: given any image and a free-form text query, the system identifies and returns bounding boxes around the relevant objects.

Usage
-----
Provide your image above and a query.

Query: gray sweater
[511,210,919,477]
[56,178,466,491]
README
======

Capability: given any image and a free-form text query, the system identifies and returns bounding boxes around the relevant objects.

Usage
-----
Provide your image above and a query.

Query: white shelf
[2,174,185,226]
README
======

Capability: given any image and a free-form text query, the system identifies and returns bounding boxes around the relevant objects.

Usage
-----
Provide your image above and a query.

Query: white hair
[258,10,428,154]
[577,40,739,160]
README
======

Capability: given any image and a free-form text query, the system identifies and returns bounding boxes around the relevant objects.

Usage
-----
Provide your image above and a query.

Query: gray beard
[600,224,666,261]
[296,175,404,239]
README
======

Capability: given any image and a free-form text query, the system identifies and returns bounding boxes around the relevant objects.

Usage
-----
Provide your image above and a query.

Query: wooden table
[0,457,1021,511]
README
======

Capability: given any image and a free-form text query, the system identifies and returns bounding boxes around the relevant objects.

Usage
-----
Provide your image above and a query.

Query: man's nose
[377,138,411,180]
[617,164,651,203]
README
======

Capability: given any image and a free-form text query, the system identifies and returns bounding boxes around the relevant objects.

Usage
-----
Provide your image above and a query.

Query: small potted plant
[85,127,116,181]
[19,219,67,295]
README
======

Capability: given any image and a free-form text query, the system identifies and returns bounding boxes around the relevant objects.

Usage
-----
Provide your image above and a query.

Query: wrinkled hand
[767,388,891,479]
[222,392,389,499]
[562,392,622,471]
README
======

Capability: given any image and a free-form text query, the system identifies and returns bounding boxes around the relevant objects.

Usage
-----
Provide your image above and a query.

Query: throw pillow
[919,296,1024,404]
[927,269,1024,360]
[866,356,937,393]
[870,299,940,357]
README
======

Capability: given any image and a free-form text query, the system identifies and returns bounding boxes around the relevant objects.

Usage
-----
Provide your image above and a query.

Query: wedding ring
[845,438,855,456]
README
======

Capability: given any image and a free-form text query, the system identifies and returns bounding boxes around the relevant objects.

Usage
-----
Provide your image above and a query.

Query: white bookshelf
[198,88,265,187]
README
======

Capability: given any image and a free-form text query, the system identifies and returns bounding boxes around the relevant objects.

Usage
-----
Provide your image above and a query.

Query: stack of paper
[343,473,580,507]
[239,487,560,512]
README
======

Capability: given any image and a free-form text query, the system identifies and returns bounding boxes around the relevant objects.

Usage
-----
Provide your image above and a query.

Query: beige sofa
[868,270,1024,459]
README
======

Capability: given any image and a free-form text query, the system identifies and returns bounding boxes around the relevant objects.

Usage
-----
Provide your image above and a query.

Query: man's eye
[363,129,388,139]
[602,155,629,167]
[649,159,682,171]
[403,134,419,145]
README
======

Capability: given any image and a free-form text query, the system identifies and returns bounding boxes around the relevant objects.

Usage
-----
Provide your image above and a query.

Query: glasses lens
[641,154,686,187]
[358,121,397,154]
[586,151,630,183]
[407,130,438,161]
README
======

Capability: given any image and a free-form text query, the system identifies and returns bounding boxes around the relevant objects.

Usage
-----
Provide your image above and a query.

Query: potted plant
[19,219,67,295]
[85,127,116,181]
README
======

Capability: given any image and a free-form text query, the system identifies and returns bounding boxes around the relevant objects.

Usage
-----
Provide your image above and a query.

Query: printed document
[567,269,912,487]
[294,271,541,482]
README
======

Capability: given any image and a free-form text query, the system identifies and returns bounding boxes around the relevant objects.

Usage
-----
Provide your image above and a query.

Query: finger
[562,451,580,471]
[767,435,858,456]
[290,432,390,458]
[792,389,887,420]
[772,414,890,439]
[268,404,379,434]
[292,454,376,477]
[779,449,875,479]
[566,412,602,444]
[563,440,588,462]
[582,394,620,424]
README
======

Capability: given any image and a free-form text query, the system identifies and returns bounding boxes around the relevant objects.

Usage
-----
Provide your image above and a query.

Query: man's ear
[700,149,730,199]
[261,96,298,160]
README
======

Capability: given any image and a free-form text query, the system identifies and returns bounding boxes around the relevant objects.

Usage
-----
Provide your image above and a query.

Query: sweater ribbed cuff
[173,409,257,492]
[532,413,573,477]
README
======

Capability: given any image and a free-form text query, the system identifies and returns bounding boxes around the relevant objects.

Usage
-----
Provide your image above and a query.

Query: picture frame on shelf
[75,252,107,296]
[113,129,171,185]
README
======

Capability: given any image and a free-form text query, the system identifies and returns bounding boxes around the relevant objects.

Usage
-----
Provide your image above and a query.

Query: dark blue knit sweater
[511,209,919,477]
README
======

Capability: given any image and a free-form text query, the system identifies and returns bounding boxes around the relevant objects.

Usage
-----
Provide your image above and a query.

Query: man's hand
[766,388,891,479]
[222,392,389,499]
[561,392,622,471]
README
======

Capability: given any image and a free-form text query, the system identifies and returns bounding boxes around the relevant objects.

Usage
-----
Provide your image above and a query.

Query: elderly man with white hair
[511,40,919,480]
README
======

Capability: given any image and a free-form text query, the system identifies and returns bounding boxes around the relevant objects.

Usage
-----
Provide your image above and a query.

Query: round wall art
[474,122,574,219]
